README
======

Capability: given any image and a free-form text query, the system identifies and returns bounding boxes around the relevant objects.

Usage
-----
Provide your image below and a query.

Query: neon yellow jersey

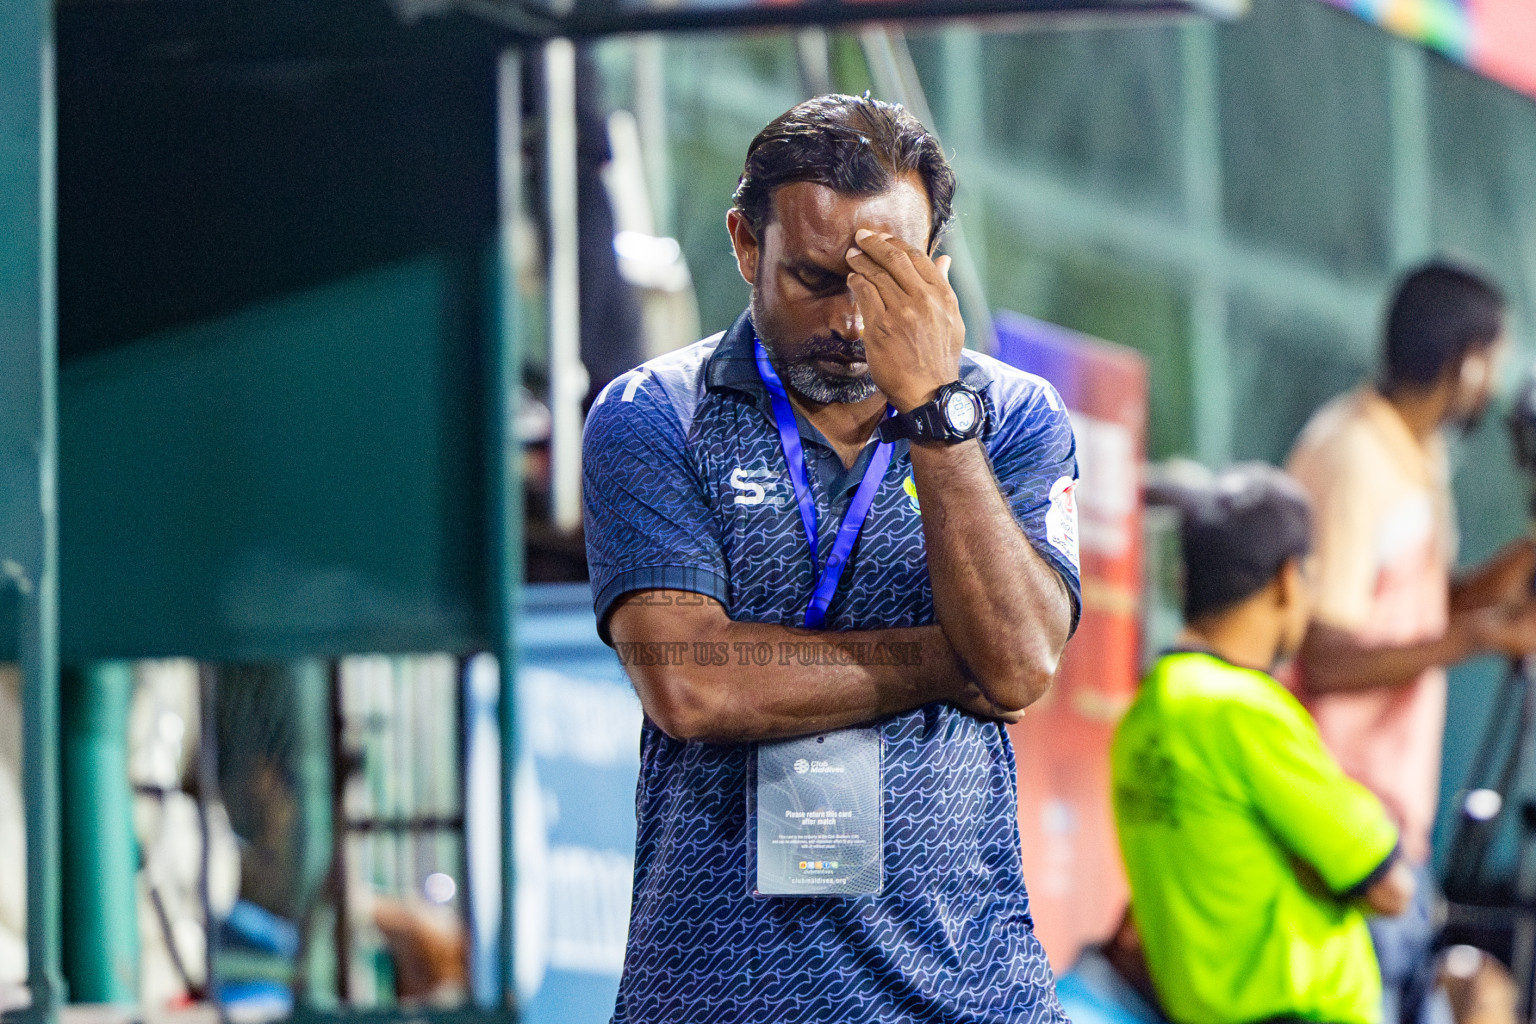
[1111,651,1399,1024]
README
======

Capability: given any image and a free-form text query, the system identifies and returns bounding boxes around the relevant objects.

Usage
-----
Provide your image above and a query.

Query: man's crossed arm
[609,592,1032,744]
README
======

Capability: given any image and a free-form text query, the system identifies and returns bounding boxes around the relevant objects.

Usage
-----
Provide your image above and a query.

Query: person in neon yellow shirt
[1113,464,1416,1024]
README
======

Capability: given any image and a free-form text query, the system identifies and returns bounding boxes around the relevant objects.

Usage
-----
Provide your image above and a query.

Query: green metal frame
[492,48,524,1015]
[274,44,525,1024]
[1,26,527,1024]
[460,0,1237,40]
[60,663,138,1003]
[1,0,64,1016]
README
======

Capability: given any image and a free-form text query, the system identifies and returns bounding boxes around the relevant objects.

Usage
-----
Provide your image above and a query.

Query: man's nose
[833,298,864,340]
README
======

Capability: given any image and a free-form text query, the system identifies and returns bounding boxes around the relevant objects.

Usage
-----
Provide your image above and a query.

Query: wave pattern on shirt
[583,313,1079,1024]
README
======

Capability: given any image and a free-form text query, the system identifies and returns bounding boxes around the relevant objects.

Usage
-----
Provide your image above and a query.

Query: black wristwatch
[878,381,987,445]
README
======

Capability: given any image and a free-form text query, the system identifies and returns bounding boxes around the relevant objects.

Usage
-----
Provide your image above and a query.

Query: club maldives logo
[902,474,920,512]
[793,758,810,774]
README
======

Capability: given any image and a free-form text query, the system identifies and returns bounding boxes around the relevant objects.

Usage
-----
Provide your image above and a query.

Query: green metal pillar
[60,663,139,1003]
[1181,22,1232,468]
[0,0,62,1016]
[291,658,336,1006]
[937,27,988,297]
[494,48,524,1015]
[1388,41,1432,269]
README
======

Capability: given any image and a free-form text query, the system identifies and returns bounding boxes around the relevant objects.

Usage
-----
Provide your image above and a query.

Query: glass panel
[1225,290,1370,465]
[975,26,1185,217]
[1217,0,1395,279]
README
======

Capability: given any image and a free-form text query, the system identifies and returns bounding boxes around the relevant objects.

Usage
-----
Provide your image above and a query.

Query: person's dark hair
[732,93,955,249]
[1176,464,1312,622]
[1382,261,1505,393]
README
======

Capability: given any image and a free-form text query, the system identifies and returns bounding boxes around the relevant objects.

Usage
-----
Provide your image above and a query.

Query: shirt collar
[704,310,763,397]
[1160,646,1280,678]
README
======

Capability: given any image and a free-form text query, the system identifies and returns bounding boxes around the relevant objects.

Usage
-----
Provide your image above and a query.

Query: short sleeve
[986,378,1082,631]
[582,376,728,644]
[1225,696,1399,894]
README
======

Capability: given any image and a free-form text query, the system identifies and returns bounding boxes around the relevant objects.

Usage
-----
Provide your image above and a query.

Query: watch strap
[878,383,984,444]
[877,403,941,443]
[878,405,921,442]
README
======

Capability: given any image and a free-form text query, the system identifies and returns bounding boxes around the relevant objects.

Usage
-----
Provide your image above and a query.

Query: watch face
[944,390,980,434]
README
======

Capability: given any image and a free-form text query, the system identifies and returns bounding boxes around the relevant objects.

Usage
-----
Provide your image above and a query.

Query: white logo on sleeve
[1046,476,1080,568]
[731,467,767,506]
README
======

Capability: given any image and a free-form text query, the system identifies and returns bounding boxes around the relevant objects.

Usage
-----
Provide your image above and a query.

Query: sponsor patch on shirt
[731,466,788,507]
[1047,476,1080,568]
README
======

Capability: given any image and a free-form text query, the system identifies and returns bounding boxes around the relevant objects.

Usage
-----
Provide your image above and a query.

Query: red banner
[994,312,1149,969]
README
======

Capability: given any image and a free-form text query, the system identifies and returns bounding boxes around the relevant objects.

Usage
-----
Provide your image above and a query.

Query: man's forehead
[766,178,931,255]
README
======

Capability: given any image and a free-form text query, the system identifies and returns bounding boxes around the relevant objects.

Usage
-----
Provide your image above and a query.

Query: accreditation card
[753,727,883,896]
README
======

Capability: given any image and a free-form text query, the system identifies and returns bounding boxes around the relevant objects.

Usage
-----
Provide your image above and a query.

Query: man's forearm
[1300,620,1475,694]
[609,594,975,743]
[1451,538,1536,613]
[839,228,1071,712]
[908,440,1071,711]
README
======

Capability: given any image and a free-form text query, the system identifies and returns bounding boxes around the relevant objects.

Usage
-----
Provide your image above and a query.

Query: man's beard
[754,304,877,405]
[1452,398,1491,437]
[783,354,879,405]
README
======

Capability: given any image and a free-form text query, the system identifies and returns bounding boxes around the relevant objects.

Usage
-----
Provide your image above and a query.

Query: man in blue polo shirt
[583,93,1080,1023]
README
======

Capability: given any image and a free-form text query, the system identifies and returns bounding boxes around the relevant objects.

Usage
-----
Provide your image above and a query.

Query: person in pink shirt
[1288,262,1536,1024]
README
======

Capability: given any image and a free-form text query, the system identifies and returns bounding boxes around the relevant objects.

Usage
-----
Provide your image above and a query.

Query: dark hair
[732,93,956,248]
[1176,464,1312,621]
[1382,262,1505,393]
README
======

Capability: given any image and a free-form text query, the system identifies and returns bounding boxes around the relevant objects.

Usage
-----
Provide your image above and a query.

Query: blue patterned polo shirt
[583,311,1080,1024]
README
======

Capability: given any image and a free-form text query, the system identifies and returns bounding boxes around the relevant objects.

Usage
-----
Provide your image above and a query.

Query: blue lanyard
[754,337,895,629]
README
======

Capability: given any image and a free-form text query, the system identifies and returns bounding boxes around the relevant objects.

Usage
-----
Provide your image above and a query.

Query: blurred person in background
[1113,464,1414,1024]
[1054,910,1167,1024]
[1288,262,1536,1024]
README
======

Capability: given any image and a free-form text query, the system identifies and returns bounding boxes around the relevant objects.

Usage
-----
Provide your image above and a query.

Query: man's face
[1449,332,1510,433]
[727,176,932,405]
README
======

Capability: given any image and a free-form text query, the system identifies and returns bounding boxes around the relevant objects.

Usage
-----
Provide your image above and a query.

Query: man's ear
[726,209,760,287]
[1277,556,1306,610]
